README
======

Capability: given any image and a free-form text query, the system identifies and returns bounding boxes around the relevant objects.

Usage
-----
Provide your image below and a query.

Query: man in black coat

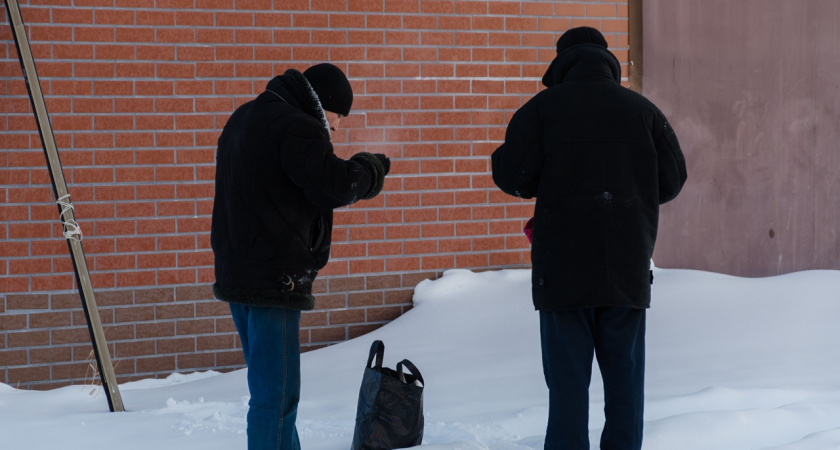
[492,27,687,450]
[211,63,389,450]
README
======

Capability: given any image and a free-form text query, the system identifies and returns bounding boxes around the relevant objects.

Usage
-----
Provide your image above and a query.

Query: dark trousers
[540,307,646,450]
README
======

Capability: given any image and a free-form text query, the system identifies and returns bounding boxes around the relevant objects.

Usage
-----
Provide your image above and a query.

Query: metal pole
[4,0,125,412]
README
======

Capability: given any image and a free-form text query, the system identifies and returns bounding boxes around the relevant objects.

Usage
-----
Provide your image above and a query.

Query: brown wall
[644,0,840,276]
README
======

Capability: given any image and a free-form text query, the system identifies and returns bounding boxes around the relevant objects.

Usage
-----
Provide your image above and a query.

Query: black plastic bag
[351,340,425,450]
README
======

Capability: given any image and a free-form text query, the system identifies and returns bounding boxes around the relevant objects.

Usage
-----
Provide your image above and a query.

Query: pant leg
[230,303,252,365]
[230,303,302,450]
[593,307,646,450]
[540,309,597,450]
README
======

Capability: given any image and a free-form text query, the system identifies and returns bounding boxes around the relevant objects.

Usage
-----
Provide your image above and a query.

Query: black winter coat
[492,44,687,311]
[211,69,385,310]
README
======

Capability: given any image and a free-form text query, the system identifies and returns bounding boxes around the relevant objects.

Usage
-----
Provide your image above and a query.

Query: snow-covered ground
[2,267,840,449]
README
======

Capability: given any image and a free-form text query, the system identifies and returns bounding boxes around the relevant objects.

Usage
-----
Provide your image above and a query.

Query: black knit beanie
[303,63,353,116]
[542,26,612,88]
[554,26,608,54]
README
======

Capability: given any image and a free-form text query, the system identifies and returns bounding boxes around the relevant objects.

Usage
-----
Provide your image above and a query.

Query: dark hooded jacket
[211,69,386,310]
[492,44,687,311]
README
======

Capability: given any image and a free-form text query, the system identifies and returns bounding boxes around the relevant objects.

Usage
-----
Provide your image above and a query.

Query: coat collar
[541,44,622,88]
[265,69,331,141]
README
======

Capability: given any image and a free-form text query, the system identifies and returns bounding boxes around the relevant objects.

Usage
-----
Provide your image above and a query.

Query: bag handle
[366,340,385,369]
[397,359,424,386]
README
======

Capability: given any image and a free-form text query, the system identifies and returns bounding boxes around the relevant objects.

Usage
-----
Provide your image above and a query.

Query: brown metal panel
[629,0,644,93]
[644,0,840,276]
[812,3,840,271]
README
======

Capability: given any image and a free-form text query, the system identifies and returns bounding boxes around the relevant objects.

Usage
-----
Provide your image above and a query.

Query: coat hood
[265,69,332,141]
[541,43,622,88]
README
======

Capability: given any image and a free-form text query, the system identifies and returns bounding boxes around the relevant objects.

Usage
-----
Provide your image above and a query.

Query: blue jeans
[230,303,302,450]
[540,307,645,450]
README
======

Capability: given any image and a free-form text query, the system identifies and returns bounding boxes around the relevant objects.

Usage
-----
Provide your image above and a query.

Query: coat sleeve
[651,109,687,205]
[279,127,378,211]
[491,101,544,199]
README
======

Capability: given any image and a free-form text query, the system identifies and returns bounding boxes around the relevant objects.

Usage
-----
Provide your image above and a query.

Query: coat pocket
[309,215,326,252]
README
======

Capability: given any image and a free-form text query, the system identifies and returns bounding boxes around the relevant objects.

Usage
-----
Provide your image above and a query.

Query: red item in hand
[523,217,535,243]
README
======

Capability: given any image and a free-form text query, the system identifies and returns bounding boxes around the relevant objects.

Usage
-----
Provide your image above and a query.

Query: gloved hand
[350,152,389,200]
[373,153,391,175]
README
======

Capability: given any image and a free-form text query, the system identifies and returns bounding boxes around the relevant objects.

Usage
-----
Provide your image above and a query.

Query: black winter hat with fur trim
[303,63,353,116]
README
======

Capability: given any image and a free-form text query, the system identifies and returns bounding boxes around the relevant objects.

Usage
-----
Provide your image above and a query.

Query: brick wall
[1,0,629,389]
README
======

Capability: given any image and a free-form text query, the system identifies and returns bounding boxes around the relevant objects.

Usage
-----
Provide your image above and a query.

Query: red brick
[404,240,436,254]
[128,46,172,62]
[132,184,172,201]
[114,341,154,359]
[329,308,365,325]
[586,3,618,18]
[368,241,402,256]
[8,365,52,384]
[489,250,525,266]
[30,274,75,291]
[366,306,402,322]
[197,334,235,351]
[385,289,414,305]
[156,337,196,354]
[196,265,213,283]
[136,251,174,269]
[114,306,155,323]
[117,270,156,287]
[349,258,384,274]
[421,254,455,270]
[112,237,155,256]
[367,209,402,225]
[158,235,196,252]
[216,350,245,367]
[29,311,73,328]
[348,0,383,12]
[195,301,228,317]
[0,347,27,364]
[136,355,176,374]
[23,240,62,257]
[176,318,215,335]
[310,326,347,343]
[348,323,382,339]
[177,352,215,369]
[135,217,175,237]
[0,312,28,331]
[136,322,175,340]
[349,226,386,241]
[176,217,210,233]
[344,290,382,309]
[157,269,197,285]
[505,16,538,32]
[325,276,363,293]
[361,47,398,63]
[456,252,489,268]
[389,257,424,273]
[8,258,52,275]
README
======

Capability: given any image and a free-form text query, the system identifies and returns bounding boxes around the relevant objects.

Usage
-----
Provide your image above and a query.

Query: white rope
[56,194,83,241]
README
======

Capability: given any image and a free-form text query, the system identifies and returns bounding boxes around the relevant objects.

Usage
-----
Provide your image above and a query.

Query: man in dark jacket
[211,63,389,450]
[492,27,687,450]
